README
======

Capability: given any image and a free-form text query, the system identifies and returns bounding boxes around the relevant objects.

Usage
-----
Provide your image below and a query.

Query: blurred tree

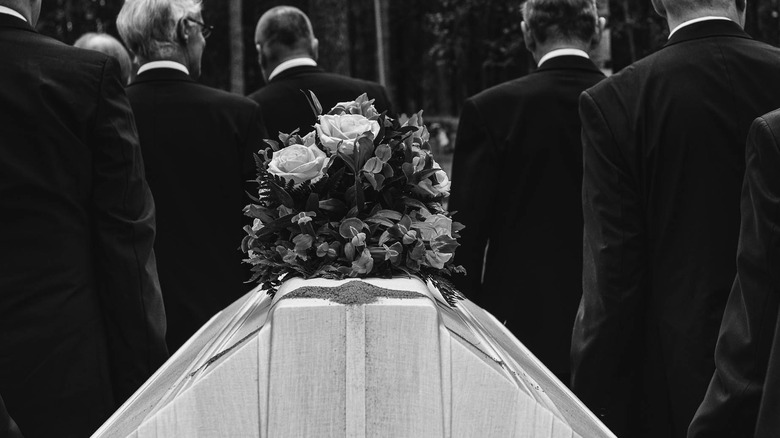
[427,0,532,115]
[38,0,123,45]
[229,0,245,94]
[610,0,780,72]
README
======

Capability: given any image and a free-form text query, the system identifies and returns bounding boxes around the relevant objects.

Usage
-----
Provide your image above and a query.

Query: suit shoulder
[26,33,111,69]
[195,84,259,112]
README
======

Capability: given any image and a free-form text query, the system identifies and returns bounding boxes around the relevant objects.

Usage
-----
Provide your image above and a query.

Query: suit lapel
[665,19,751,48]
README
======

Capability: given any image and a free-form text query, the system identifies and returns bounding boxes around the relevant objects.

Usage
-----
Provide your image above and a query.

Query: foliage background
[37,0,780,118]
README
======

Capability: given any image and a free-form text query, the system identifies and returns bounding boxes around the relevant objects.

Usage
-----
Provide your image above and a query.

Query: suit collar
[665,19,750,47]
[534,55,603,75]
[0,12,34,32]
[269,65,324,83]
[129,68,196,86]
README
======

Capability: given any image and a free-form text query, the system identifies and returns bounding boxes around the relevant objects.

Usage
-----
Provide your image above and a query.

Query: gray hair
[117,0,202,61]
[522,0,598,45]
[74,33,133,84]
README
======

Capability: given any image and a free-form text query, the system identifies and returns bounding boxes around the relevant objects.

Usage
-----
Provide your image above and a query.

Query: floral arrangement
[242,93,464,303]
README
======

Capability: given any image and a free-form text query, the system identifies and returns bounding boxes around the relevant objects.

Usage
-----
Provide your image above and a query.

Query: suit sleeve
[688,116,780,438]
[242,101,268,197]
[570,90,647,436]
[89,57,169,402]
[448,98,498,300]
[0,393,23,438]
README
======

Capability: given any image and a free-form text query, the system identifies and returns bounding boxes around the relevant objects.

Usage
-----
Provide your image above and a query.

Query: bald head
[254,6,318,80]
[651,0,746,25]
[74,33,133,84]
[0,0,41,25]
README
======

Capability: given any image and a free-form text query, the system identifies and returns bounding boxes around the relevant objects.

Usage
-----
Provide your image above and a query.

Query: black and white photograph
[2,0,780,437]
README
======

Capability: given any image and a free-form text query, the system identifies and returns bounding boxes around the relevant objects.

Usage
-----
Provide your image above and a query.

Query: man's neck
[665,8,742,35]
[532,42,589,65]
[265,55,317,82]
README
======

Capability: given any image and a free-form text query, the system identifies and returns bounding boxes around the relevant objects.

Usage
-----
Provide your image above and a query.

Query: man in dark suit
[0,1,168,437]
[247,5,392,137]
[0,394,22,438]
[448,0,605,384]
[117,0,266,352]
[687,111,780,438]
[571,0,780,436]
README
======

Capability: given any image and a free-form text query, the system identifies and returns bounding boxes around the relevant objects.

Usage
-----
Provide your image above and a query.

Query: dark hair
[256,6,314,65]
[522,0,598,44]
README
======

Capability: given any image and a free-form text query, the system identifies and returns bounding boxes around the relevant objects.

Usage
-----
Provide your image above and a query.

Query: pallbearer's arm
[242,100,268,194]
[448,98,499,300]
[688,114,780,438]
[571,90,647,437]
[89,56,169,402]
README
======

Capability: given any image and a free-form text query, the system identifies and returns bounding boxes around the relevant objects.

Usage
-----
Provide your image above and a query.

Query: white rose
[316,114,380,154]
[267,144,328,185]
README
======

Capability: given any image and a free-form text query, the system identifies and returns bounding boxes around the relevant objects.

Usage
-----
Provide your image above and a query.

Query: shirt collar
[267,57,318,81]
[0,6,27,22]
[668,16,733,39]
[137,60,190,76]
[537,48,589,67]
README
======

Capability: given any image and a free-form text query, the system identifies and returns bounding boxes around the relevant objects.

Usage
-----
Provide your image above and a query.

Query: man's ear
[176,19,189,44]
[521,22,535,53]
[591,17,606,49]
[311,37,319,61]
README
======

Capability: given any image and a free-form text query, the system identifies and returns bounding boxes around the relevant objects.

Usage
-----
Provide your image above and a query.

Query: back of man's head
[522,0,599,46]
[254,6,316,67]
[651,0,746,21]
[117,0,201,62]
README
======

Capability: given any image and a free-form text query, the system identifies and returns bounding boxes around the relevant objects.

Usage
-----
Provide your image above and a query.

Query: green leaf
[356,136,375,170]
[402,197,430,213]
[302,89,323,117]
[375,144,392,162]
[374,209,402,221]
[306,193,319,211]
[269,181,294,208]
[363,157,383,174]
[319,198,347,214]
[337,150,356,173]
[364,172,380,190]
[365,216,395,228]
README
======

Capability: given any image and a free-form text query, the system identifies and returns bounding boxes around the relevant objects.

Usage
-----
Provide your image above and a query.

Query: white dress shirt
[537,48,589,67]
[668,16,733,39]
[0,6,27,22]
[267,57,318,81]
[137,60,190,76]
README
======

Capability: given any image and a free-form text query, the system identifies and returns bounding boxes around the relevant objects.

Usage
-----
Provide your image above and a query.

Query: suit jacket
[126,68,266,352]
[688,111,780,438]
[572,20,780,438]
[0,14,167,438]
[0,394,22,438]
[247,65,392,137]
[448,56,605,381]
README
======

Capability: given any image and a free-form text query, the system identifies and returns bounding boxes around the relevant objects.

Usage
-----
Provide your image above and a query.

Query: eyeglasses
[185,17,213,39]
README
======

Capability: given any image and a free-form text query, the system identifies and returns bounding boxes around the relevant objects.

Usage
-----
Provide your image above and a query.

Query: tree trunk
[229,0,245,94]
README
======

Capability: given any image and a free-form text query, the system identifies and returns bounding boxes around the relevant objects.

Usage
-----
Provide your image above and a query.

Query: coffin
[92,277,615,438]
